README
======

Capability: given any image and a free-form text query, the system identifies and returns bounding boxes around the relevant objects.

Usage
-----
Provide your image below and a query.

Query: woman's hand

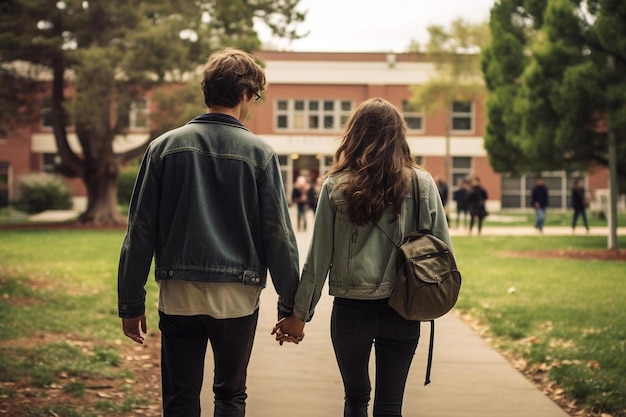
[271,315,305,345]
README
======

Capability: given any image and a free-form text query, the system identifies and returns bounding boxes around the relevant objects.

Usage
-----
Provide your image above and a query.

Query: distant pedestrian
[453,177,471,229]
[292,175,310,231]
[437,177,449,225]
[308,176,323,213]
[531,177,549,233]
[467,176,488,235]
[571,179,590,233]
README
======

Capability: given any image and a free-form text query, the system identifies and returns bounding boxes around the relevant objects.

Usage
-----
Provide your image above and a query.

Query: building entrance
[292,154,320,186]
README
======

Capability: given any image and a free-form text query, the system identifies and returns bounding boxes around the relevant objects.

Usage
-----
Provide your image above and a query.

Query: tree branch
[51,51,84,178]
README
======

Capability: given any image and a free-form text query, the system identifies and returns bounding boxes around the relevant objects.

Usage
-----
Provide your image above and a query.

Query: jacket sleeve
[293,181,334,322]
[258,154,300,318]
[117,148,161,318]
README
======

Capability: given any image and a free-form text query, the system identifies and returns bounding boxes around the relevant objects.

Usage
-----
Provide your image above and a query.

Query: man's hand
[122,315,147,344]
[271,315,305,346]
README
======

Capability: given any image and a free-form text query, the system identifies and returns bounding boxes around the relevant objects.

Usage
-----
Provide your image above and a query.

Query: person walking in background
[531,177,549,233]
[272,98,453,417]
[467,176,488,235]
[292,175,310,231]
[117,48,301,417]
[436,177,449,225]
[571,178,590,233]
[453,177,470,229]
[308,176,323,213]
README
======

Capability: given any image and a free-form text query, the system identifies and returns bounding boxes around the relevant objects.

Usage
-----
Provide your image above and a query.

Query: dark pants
[331,298,421,417]
[159,309,259,417]
[296,203,307,231]
[456,208,468,228]
[572,208,589,230]
[469,214,484,234]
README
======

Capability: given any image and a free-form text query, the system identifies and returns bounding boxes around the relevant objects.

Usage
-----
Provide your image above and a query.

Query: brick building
[0,50,611,211]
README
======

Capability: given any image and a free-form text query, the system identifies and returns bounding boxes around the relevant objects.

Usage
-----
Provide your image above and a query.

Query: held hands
[271,315,305,346]
[122,315,147,344]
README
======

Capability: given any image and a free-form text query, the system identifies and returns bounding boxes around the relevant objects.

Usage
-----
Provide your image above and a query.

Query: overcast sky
[257,0,497,52]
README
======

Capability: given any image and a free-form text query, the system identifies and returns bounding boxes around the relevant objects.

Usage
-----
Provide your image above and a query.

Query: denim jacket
[293,168,453,321]
[118,113,299,319]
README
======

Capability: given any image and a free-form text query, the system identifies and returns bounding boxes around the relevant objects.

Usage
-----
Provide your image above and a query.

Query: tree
[0,0,305,225]
[482,0,626,184]
[409,19,490,189]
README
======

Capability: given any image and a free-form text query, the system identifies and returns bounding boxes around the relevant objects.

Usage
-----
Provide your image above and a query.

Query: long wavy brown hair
[329,98,417,225]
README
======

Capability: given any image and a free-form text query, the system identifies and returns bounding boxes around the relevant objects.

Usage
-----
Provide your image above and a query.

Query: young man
[117,48,301,417]
[531,177,550,233]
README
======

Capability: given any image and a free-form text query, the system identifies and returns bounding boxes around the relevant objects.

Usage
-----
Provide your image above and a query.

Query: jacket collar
[187,113,248,130]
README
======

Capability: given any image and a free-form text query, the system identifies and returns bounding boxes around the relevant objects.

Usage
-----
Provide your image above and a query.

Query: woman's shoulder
[413,167,434,182]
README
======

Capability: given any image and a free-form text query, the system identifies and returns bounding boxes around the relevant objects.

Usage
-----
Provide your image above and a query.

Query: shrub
[117,164,139,206]
[17,173,73,214]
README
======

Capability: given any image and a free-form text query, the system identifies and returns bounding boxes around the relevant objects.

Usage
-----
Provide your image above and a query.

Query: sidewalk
[449,224,626,237]
[199,221,580,417]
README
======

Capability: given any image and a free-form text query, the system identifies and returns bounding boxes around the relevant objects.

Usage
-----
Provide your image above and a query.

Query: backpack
[390,228,461,321]
[375,170,462,385]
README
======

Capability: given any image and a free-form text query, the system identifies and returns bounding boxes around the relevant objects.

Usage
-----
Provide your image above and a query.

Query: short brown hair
[200,48,266,108]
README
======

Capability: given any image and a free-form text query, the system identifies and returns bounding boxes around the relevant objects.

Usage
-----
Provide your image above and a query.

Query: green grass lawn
[0,229,159,416]
[452,234,626,416]
[476,209,626,228]
[0,229,625,416]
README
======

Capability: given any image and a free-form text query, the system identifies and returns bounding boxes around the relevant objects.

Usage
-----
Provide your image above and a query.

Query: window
[130,98,149,129]
[402,100,424,131]
[275,99,353,131]
[525,175,565,208]
[451,101,473,132]
[120,98,149,130]
[276,100,289,129]
[452,157,472,188]
[340,101,351,126]
[500,171,576,209]
[42,153,61,173]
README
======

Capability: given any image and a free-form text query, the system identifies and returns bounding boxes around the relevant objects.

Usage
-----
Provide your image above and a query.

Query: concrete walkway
[197,221,610,417]
[16,209,621,415]
[449,224,626,237]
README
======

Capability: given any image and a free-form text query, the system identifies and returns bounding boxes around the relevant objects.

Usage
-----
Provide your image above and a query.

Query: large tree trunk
[73,50,126,226]
[78,157,124,226]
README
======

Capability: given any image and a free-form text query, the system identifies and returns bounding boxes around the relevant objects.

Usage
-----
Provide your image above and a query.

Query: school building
[0,50,614,212]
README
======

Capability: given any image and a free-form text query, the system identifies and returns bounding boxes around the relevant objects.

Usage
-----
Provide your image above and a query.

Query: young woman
[273,98,453,417]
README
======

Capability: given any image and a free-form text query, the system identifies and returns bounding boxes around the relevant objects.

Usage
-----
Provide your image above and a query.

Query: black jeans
[572,208,589,230]
[469,214,484,234]
[331,298,421,417]
[159,309,259,417]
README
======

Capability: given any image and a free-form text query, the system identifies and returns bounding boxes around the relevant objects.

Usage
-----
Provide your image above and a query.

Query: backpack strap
[413,171,436,386]
[425,319,434,385]
[373,170,420,246]
[412,169,421,231]
[373,170,436,386]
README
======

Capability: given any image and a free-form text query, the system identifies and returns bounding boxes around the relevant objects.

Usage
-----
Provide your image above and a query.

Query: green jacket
[293,168,453,322]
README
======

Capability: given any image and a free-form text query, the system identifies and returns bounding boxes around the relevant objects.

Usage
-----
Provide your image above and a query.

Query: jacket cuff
[118,301,145,319]
[293,305,313,322]
[276,297,294,318]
